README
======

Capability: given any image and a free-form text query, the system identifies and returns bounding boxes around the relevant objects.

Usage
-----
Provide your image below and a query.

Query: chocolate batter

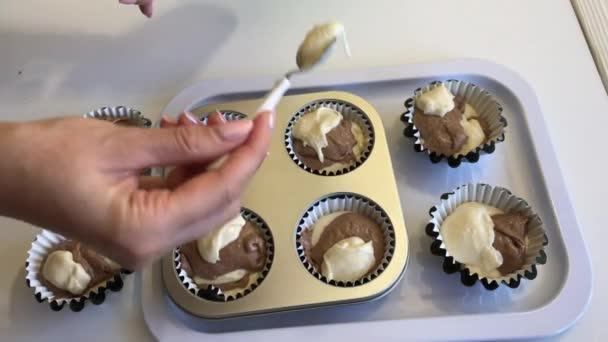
[491,213,530,275]
[413,96,468,156]
[293,118,359,170]
[301,213,384,274]
[40,240,121,298]
[180,221,266,291]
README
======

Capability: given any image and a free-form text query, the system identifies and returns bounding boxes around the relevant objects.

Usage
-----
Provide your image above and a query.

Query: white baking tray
[140,58,592,341]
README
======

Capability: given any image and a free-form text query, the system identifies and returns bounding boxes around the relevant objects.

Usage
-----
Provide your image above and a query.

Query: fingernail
[256,111,274,129]
[216,120,253,140]
[183,112,199,124]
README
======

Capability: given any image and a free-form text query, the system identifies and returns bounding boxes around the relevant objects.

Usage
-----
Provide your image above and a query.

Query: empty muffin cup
[401,80,507,168]
[25,230,130,312]
[285,99,374,176]
[174,208,274,302]
[426,183,548,290]
[295,193,395,287]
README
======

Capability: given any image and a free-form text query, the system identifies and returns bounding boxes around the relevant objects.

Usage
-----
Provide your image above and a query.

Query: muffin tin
[161,91,409,319]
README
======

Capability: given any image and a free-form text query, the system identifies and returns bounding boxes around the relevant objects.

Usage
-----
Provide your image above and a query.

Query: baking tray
[141,59,592,341]
[162,91,409,318]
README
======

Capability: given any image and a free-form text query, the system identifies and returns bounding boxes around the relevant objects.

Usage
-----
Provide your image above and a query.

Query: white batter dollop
[196,214,246,264]
[309,211,377,282]
[457,117,486,156]
[416,84,455,117]
[321,237,376,282]
[194,269,248,286]
[440,202,504,277]
[42,250,92,295]
[292,107,343,163]
[296,21,350,71]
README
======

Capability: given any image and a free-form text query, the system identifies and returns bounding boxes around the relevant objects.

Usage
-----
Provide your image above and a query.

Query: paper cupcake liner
[400,80,507,168]
[173,208,274,302]
[84,106,152,128]
[285,99,375,176]
[295,193,396,287]
[199,110,247,124]
[25,230,131,312]
[425,183,548,290]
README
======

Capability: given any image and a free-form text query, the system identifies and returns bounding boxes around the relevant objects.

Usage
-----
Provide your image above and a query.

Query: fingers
[138,176,166,190]
[165,111,274,228]
[119,0,153,18]
[207,112,226,126]
[116,119,253,168]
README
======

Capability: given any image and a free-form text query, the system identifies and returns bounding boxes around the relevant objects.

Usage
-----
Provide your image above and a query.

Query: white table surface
[0,0,606,341]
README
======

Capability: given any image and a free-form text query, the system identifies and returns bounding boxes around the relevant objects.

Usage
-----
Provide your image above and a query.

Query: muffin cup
[295,193,396,287]
[84,106,152,128]
[285,99,375,176]
[425,183,548,290]
[174,208,274,302]
[25,230,131,312]
[400,80,507,168]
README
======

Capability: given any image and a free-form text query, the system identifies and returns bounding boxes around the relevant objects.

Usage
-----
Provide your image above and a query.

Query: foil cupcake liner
[174,208,274,302]
[295,193,396,287]
[25,230,131,312]
[400,80,507,168]
[199,110,247,124]
[84,106,152,128]
[426,183,548,290]
[285,99,375,176]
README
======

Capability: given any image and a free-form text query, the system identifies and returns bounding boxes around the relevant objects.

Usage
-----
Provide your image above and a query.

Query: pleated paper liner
[25,230,131,312]
[295,193,396,287]
[84,106,152,128]
[199,110,247,124]
[400,80,507,168]
[285,99,375,176]
[425,183,548,290]
[174,208,274,302]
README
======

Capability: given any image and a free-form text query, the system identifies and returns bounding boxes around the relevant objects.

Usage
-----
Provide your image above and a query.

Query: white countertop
[0,0,606,341]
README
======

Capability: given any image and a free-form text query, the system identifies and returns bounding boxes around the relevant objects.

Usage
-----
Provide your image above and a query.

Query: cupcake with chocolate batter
[292,107,365,173]
[402,80,506,167]
[26,230,129,311]
[296,194,396,286]
[179,212,269,295]
[301,211,385,282]
[39,240,122,298]
[427,184,548,290]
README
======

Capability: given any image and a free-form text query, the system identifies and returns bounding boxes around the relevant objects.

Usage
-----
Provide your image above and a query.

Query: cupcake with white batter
[401,80,506,167]
[26,230,128,311]
[427,184,548,289]
[301,211,384,282]
[296,194,395,286]
[178,210,272,298]
[288,100,373,175]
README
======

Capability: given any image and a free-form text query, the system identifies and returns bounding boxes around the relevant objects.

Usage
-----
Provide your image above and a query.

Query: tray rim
[142,58,593,341]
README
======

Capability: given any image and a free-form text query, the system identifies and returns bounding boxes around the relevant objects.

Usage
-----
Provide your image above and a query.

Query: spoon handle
[255,77,291,114]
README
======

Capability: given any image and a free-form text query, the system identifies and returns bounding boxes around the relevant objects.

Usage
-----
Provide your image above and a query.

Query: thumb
[115,119,253,168]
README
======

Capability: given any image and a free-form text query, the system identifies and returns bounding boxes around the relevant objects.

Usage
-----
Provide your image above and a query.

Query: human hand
[0,111,274,269]
[119,0,154,18]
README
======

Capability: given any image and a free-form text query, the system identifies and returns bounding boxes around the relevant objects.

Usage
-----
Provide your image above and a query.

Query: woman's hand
[0,111,274,269]
[119,0,154,18]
